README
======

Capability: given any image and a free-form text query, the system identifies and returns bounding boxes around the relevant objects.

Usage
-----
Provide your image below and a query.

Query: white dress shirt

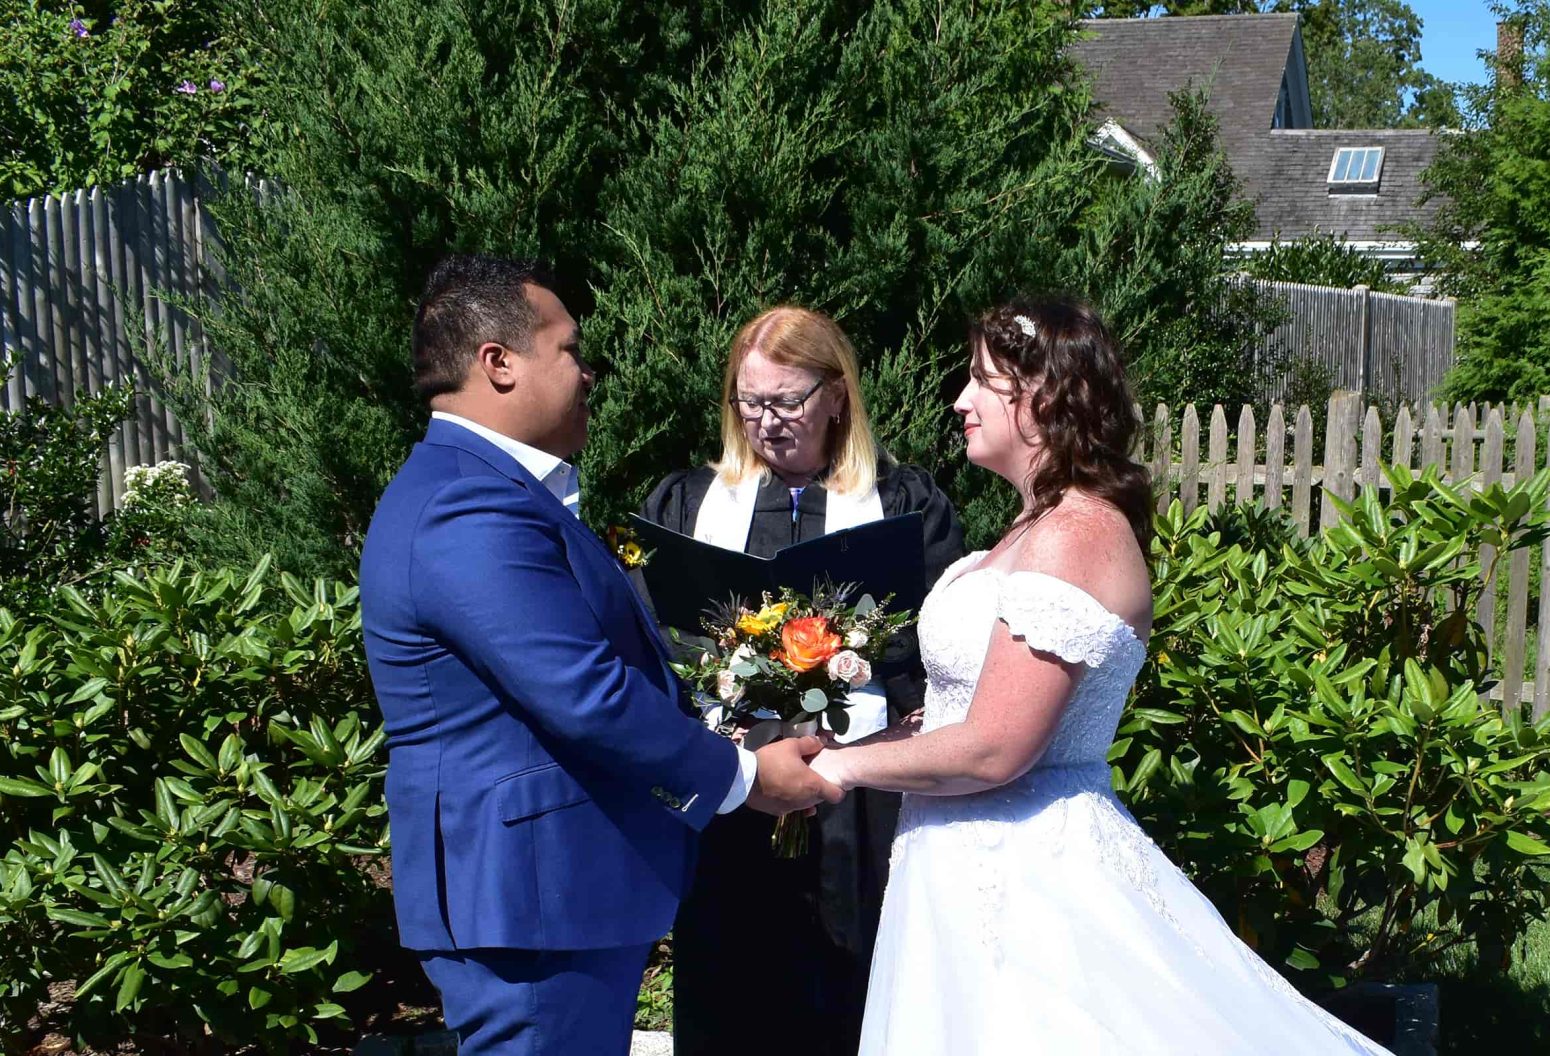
[431,411,757,813]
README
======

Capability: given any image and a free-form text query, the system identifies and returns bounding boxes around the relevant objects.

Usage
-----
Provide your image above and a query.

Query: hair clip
[1013,314,1038,338]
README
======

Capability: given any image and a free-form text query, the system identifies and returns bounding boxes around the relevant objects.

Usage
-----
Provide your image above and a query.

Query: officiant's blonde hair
[713,307,880,496]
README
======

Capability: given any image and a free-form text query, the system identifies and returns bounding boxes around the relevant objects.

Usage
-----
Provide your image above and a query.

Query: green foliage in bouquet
[0,558,395,1050]
[673,583,912,739]
[1118,471,1550,990]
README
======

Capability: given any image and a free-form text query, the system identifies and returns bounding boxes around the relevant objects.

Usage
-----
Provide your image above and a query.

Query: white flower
[716,668,745,705]
[731,643,756,664]
[845,628,869,649]
[826,650,871,688]
[122,460,193,510]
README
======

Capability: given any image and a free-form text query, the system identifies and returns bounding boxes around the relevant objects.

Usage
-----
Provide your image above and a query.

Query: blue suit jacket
[360,420,739,952]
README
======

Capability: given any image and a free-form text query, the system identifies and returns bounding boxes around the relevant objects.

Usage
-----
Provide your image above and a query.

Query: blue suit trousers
[419,944,652,1055]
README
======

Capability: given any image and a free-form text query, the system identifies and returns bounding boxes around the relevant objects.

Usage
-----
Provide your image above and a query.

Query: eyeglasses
[729,379,826,421]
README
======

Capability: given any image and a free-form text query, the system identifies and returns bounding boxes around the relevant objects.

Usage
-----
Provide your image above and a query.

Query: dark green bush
[0,378,135,613]
[0,559,394,1050]
[1120,471,1550,989]
[0,372,198,616]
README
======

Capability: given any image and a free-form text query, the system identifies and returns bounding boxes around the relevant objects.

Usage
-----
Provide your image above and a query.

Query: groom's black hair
[412,254,558,401]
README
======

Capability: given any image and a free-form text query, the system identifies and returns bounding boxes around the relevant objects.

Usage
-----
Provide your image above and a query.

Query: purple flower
[176,80,198,95]
[208,79,226,93]
[68,18,89,38]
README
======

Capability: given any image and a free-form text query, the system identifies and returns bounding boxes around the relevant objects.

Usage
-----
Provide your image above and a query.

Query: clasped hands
[744,736,846,816]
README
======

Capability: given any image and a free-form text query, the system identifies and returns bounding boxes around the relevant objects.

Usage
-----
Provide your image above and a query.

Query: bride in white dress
[809,296,1390,1055]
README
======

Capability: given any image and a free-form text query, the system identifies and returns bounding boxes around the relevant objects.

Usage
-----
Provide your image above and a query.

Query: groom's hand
[745,736,844,816]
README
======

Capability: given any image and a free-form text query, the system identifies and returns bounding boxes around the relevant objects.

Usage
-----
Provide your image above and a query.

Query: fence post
[1321,392,1359,530]
[1180,405,1201,515]
[1265,404,1286,510]
[1207,405,1228,513]
[1151,404,1171,513]
[1505,411,1535,713]
[1293,405,1314,537]
[1354,284,1371,396]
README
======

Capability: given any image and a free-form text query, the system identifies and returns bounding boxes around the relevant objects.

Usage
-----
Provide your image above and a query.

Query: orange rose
[779,616,842,673]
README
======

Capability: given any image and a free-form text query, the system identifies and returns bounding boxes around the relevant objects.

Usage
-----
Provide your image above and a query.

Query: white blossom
[716,668,745,705]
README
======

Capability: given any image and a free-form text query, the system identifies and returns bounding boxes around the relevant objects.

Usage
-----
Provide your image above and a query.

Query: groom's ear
[474,341,521,391]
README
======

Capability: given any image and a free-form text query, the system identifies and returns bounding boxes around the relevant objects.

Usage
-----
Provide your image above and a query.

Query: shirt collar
[431,411,580,516]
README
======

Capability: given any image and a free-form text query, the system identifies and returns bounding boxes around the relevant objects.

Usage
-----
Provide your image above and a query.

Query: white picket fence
[1143,393,1550,714]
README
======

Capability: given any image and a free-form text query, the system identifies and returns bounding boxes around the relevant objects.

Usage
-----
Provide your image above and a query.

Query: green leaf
[1285,947,1320,970]
[800,688,828,714]
[0,776,54,797]
[1321,754,1365,795]
[116,961,146,1012]
[180,734,218,771]
[48,907,110,928]
[147,951,195,970]
[1269,830,1325,853]
[1504,830,1550,856]
[278,942,335,975]
[332,970,372,993]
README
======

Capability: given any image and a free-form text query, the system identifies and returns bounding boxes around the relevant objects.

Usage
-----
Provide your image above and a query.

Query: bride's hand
[808,746,854,791]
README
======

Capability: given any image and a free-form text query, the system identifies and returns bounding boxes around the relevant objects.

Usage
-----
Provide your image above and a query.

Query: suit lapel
[421,422,673,670]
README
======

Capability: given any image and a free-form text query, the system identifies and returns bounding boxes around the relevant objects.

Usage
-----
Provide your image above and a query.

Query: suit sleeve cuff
[716,745,759,813]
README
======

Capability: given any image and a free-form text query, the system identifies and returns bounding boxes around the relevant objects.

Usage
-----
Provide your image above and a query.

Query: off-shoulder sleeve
[995,572,1136,668]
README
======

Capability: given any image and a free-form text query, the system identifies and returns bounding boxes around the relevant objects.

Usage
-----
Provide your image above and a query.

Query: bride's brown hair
[970,294,1152,548]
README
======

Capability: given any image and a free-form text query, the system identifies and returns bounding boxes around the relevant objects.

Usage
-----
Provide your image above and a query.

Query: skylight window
[1328,146,1385,189]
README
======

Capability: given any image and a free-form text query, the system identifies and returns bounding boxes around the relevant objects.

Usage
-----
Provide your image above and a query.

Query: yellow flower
[737,602,791,636]
[621,542,645,568]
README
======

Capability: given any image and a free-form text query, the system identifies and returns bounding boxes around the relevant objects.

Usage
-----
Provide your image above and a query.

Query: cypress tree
[168,0,1268,571]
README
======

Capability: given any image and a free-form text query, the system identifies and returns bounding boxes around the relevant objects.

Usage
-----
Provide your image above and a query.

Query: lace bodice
[917,552,1148,766]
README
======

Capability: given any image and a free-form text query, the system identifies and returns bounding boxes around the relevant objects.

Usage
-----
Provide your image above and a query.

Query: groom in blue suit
[360,255,842,1054]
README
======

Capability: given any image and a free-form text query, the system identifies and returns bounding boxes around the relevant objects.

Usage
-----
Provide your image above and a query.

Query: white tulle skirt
[859,765,1393,1056]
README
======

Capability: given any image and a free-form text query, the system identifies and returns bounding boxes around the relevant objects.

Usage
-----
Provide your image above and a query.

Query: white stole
[693,470,889,744]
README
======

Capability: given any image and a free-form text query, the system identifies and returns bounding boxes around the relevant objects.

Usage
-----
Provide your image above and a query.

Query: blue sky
[1412,0,1499,87]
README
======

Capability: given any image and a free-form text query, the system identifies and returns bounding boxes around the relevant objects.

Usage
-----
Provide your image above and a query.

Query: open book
[627,511,927,633]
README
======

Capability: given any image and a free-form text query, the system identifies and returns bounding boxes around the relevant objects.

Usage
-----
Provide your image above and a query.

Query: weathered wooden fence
[1251,279,1457,404]
[0,169,225,514]
[1142,392,1550,714]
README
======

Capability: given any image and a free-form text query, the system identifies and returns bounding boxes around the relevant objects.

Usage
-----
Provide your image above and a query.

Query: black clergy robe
[637,459,964,1056]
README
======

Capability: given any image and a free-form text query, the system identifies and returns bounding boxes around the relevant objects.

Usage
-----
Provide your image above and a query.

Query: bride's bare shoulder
[1015,495,1152,634]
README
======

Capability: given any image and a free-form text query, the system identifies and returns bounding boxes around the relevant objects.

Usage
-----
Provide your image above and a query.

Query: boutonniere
[605,524,652,569]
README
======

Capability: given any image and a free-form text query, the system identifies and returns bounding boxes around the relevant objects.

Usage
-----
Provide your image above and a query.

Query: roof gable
[1069,14,1303,153]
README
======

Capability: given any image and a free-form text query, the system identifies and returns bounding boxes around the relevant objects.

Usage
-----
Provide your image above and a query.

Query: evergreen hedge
[156,0,1277,577]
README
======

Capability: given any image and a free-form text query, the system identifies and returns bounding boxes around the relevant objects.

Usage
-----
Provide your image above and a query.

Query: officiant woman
[638,306,963,1056]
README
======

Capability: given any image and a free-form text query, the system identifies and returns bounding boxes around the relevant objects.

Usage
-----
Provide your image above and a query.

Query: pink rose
[826,650,871,688]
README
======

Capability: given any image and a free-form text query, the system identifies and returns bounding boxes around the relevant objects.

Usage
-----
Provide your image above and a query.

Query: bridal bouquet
[673,582,913,856]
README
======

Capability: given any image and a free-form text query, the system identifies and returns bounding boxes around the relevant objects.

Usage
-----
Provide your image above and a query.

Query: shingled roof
[1069,14,1303,156]
[1239,129,1444,242]
[1068,14,1446,247]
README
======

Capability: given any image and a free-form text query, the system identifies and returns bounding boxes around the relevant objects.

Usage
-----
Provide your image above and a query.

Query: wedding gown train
[858,556,1391,1055]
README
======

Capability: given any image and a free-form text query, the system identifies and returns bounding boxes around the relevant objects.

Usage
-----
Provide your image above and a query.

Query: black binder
[628,511,927,632]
